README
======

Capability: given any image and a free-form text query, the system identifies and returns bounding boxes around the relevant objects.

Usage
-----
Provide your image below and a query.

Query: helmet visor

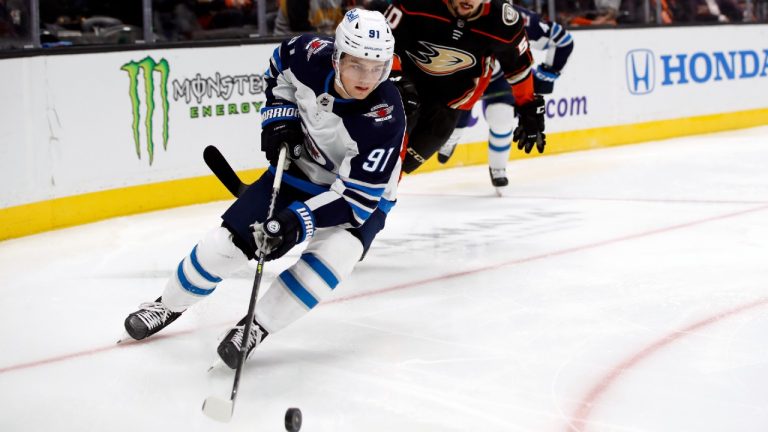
[335,52,393,87]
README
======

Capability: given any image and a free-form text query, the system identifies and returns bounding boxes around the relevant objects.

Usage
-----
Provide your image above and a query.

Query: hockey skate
[216,316,269,369]
[436,140,457,164]
[121,297,183,341]
[489,167,509,196]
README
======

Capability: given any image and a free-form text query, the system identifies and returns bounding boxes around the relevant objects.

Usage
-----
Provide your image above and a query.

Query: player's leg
[216,227,365,368]
[123,169,294,340]
[437,109,474,164]
[402,100,462,174]
[484,102,515,187]
[482,83,517,188]
[215,205,390,368]
[123,225,252,341]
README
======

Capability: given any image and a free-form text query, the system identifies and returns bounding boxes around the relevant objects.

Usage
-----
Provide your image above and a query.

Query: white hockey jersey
[263,34,406,229]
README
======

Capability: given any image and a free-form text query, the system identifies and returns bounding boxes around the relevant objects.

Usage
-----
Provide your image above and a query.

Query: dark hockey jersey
[264,34,406,228]
[385,0,535,110]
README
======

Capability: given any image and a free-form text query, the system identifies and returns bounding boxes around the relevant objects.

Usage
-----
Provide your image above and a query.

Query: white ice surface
[1,126,768,432]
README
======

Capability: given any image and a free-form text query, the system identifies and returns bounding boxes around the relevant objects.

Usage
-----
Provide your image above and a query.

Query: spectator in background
[198,0,269,31]
[12,0,28,32]
[0,0,13,36]
[650,0,675,23]
[207,0,249,28]
[0,0,33,48]
[40,0,137,32]
[154,0,201,41]
[565,0,651,25]
[655,0,743,23]
[591,0,622,23]
[87,0,142,27]
[563,0,741,25]
[695,0,743,21]
[273,0,351,35]
[40,0,85,28]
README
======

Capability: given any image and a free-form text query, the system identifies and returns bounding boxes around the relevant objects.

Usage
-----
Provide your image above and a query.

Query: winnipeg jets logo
[306,38,331,61]
[363,104,394,122]
[303,131,335,171]
[405,41,476,76]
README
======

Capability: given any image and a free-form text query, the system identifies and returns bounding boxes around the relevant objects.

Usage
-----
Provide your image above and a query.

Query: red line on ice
[328,204,768,304]
[1,204,767,375]
[565,296,768,432]
[0,329,199,374]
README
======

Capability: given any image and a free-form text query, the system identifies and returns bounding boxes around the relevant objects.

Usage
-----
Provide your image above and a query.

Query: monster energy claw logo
[121,57,170,165]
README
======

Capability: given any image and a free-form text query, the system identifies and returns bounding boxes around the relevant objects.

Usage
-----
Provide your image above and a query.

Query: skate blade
[207,357,227,372]
[494,187,507,197]
[116,332,135,344]
[202,396,233,422]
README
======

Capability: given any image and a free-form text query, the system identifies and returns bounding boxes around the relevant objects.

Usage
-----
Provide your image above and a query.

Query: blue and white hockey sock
[162,227,248,312]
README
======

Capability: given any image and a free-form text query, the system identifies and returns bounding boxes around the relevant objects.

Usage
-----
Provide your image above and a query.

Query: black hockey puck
[284,407,302,432]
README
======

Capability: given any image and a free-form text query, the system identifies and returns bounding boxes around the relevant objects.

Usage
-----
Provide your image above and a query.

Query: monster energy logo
[121,57,170,165]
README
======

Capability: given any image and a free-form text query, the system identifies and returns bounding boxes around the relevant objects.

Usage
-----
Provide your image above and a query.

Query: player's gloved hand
[389,75,420,118]
[532,65,560,94]
[513,95,546,154]
[251,202,315,261]
[260,104,304,166]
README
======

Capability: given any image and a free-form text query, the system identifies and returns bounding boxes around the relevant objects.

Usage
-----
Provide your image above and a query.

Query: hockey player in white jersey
[121,8,405,369]
[437,4,574,193]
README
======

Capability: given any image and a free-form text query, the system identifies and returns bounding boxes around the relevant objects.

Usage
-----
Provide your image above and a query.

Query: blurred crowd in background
[1,0,767,49]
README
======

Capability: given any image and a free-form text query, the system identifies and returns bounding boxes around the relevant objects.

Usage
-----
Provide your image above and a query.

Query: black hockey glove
[533,65,560,95]
[260,104,304,166]
[513,95,547,154]
[389,75,420,118]
[251,202,315,261]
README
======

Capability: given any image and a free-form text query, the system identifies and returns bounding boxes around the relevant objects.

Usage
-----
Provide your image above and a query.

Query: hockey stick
[203,145,249,198]
[202,145,288,423]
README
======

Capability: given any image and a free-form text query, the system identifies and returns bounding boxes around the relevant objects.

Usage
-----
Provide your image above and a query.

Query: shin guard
[255,228,363,333]
[162,226,249,312]
[484,102,515,170]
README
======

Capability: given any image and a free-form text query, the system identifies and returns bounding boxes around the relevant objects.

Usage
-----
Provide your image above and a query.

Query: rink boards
[1,24,767,240]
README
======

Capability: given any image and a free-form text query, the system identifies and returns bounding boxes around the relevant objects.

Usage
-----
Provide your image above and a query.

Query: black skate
[123,297,183,341]
[489,168,509,187]
[217,316,269,369]
[437,140,457,164]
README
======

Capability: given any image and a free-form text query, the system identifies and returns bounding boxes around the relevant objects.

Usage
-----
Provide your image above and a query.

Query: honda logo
[626,49,655,95]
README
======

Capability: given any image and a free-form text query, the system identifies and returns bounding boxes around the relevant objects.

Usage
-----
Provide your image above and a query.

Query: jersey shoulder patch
[285,34,335,90]
[362,82,405,127]
[501,1,520,26]
[303,37,334,62]
[290,34,333,62]
[363,104,395,122]
[344,82,405,151]
[480,0,524,41]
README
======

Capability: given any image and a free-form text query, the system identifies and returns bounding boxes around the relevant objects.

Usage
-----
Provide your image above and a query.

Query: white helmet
[333,8,395,93]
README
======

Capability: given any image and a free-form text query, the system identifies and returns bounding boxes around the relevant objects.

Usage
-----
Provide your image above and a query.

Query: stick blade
[203,145,247,198]
[202,396,234,422]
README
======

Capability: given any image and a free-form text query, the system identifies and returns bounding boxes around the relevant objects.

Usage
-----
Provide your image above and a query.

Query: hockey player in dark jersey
[383,0,546,174]
[121,9,406,369]
[437,4,574,193]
